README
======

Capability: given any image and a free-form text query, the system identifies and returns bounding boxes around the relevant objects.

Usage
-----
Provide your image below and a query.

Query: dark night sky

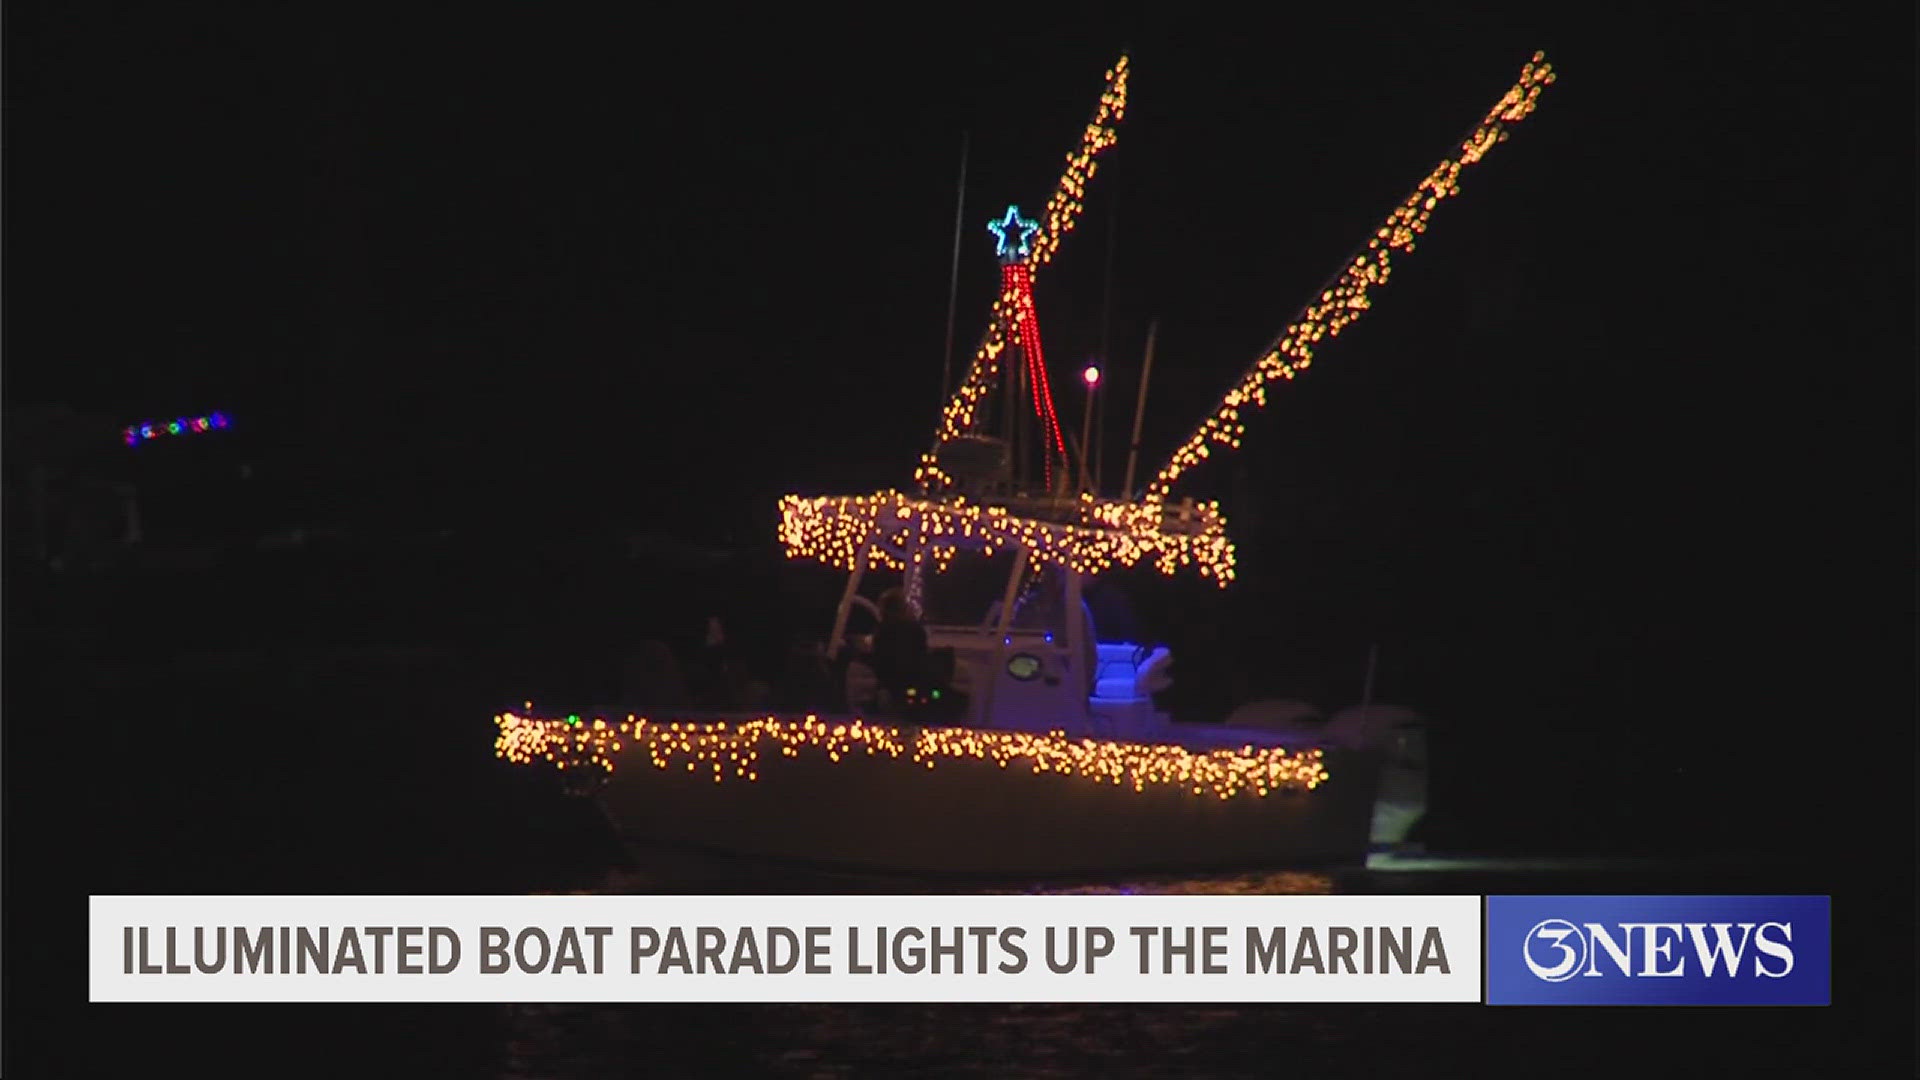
[6,7,1910,721]
[2,19,1913,1073]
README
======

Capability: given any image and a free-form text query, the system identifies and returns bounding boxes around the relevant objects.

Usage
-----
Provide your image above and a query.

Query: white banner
[90,894,1481,1003]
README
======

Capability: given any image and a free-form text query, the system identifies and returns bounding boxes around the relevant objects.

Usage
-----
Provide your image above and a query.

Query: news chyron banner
[91,895,1481,1003]
[1484,895,1831,1006]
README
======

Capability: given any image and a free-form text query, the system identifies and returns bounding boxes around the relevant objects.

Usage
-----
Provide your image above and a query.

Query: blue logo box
[1485,895,1830,1005]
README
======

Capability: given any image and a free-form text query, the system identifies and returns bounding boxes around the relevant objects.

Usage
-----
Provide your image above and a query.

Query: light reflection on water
[986,870,1337,896]
[498,995,1363,1080]
[539,842,1344,898]
[536,867,1340,898]
[504,859,1350,1079]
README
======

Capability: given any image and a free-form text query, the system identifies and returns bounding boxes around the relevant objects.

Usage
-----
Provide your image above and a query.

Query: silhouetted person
[868,588,929,713]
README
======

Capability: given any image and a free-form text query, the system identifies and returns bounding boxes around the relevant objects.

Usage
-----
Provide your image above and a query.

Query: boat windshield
[919,555,1078,634]
[917,551,1022,627]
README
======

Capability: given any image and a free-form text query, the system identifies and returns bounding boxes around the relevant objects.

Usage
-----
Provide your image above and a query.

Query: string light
[1144,51,1555,503]
[123,411,230,446]
[981,204,1069,489]
[778,489,1235,584]
[494,710,1330,800]
[1002,255,1068,488]
[924,55,1129,483]
[1028,55,1129,269]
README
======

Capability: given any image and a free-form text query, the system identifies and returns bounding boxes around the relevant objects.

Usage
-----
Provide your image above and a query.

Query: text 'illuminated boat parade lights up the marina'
[494,711,1331,799]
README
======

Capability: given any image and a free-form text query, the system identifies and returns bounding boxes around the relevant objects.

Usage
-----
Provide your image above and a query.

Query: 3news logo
[1484,895,1830,1005]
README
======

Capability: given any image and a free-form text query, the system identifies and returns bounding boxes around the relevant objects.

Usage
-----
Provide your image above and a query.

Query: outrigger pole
[1143,52,1555,503]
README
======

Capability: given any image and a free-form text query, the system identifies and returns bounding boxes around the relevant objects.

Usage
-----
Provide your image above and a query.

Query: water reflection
[538,842,1340,899]
[988,870,1336,896]
[504,860,1342,1077]
[499,996,1377,1080]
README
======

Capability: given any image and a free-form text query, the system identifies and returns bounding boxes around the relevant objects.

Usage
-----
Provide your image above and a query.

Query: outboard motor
[1135,645,1173,696]
[1324,703,1429,851]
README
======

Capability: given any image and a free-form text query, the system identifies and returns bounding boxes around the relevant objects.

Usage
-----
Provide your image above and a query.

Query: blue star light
[987,204,1040,262]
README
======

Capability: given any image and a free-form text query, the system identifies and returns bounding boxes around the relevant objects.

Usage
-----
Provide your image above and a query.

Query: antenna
[939,131,969,407]
[1097,192,1117,494]
[1100,188,1116,363]
[1122,320,1157,501]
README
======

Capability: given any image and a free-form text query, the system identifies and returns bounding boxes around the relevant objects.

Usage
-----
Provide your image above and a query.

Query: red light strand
[1004,263,1068,490]
[921,57,1129,491]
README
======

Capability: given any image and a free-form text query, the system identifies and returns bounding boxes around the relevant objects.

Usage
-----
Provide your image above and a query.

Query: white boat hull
[583,733,1384,878]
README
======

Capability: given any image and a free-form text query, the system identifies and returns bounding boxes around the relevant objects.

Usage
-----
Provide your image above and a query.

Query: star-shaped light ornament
[987,204,1040,263]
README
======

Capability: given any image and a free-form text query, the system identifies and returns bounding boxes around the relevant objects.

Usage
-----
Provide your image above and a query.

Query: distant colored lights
[124,411,229,446]
[1082,364,1101,387]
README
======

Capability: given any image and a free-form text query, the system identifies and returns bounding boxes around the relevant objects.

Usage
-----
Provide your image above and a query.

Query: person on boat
[868,587,929,715]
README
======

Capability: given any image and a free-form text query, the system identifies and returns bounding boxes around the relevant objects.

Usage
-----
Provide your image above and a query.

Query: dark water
[9,554,1913,1077]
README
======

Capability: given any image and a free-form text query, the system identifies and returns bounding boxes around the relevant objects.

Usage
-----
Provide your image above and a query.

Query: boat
[493,51,1554,878]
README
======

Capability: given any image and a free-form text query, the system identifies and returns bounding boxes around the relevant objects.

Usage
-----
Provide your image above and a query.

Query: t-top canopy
[777,490,1234,584]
